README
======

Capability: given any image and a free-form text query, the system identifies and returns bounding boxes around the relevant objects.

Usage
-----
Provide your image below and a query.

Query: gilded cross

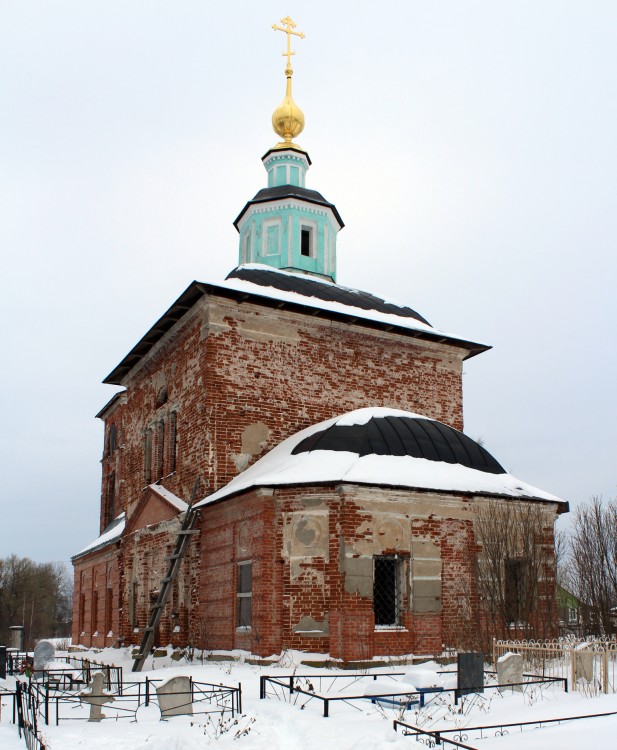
[272,16,305,70]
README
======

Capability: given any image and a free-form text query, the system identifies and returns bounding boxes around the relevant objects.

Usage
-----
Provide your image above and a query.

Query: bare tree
[475,501,558,645]
[0,555,72,648]
[568,497,617,636]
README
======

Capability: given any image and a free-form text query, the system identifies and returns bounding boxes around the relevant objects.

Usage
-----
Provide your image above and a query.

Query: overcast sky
[1,1,616,564]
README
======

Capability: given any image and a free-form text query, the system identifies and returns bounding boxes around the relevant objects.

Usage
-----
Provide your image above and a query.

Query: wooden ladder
[132,478,200,672]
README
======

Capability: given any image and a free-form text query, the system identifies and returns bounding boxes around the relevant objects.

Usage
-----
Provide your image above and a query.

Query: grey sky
[2,1,616,563]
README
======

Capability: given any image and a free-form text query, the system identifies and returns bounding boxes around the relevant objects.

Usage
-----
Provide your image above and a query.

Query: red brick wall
[73,291,477,652]
[100,296,465,516]
[72,549,120,648]
[193,485,535,661]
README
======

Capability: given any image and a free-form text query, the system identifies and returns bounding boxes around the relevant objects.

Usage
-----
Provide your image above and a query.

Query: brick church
[72,19,567,661]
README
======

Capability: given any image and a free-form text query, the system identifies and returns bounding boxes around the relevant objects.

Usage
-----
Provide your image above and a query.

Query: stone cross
[79,672,115,722]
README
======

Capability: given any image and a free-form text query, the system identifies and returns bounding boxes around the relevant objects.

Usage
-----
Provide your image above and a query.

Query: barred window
[237,562,252,629]
[373,556,403,626]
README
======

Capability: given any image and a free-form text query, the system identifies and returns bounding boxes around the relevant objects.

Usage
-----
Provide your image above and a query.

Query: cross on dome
[272,15,305,73]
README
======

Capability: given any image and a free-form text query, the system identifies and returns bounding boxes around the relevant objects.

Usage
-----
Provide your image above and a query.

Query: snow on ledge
[74,513,126,558]
[147,483,188,512]
[194,408,564,508]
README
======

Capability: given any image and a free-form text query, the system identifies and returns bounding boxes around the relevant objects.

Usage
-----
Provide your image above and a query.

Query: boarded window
[373,556,403,626]
[237,562,252,628]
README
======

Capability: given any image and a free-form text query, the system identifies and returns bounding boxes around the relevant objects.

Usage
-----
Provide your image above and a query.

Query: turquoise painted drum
[235,147,344,282]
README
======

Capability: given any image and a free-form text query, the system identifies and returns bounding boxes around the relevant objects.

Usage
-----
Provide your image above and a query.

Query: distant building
[72,19,567,660]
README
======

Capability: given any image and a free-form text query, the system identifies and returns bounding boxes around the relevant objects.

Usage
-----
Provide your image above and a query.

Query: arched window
[157,385,168,407]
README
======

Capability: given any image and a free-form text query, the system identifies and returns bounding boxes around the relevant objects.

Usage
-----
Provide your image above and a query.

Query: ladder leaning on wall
[132,478,201,673]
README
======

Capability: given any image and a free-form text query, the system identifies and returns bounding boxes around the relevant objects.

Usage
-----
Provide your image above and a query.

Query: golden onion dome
[272,65,305,149]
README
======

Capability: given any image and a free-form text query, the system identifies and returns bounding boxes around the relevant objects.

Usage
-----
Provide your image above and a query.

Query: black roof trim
[95,390,127,420]
[291,416,506,474]
[233,185,344,230]
[103,282,209,384]
[103,272,490,385]
[226,267,432,327]
[261,146,312,165]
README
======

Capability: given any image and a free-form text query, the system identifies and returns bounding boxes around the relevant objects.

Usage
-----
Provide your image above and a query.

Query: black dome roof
[291,415,505,475]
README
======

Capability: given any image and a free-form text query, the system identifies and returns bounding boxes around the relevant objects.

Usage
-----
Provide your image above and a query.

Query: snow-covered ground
[2,647,617,749]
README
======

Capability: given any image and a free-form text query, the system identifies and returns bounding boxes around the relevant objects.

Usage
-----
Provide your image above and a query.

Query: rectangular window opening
[169,411,177,474]
[301,227,312,257]
[505,558,528,624]
[236,561,252,629]
[131,581,139,628]
[144,429,152,484]
[373,556,403,626]
[91,590,99,634]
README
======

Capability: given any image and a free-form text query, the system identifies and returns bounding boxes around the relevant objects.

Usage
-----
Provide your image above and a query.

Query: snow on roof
[104,265,489,385]
[73,513,126,559]
[147,483,189,512]
[193,408,565,509]
[220,265,484,345]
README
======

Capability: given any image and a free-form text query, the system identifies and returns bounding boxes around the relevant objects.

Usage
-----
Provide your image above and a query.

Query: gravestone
[496,652,523,691]
[574,647,594,683]
[79,672,115,721]
[457,652,484,697]
[0,646,6,679]
[33,640,55,671]
[9,626,24,651]
[156,675,193,717]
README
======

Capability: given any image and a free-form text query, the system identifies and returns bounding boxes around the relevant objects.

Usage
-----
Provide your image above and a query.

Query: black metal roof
[233,185,344,230]
[291,415,506,474]
[226,267,432,327]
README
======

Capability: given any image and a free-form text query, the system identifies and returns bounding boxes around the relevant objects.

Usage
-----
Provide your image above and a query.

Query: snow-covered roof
[73,513,126,559]
[147,483,188,512]
[223,265,440,336]
[104,265,489,385]
[193,408,566,509]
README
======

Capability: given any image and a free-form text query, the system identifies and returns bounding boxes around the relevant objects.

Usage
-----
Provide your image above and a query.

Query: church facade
[72,21,566,660]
